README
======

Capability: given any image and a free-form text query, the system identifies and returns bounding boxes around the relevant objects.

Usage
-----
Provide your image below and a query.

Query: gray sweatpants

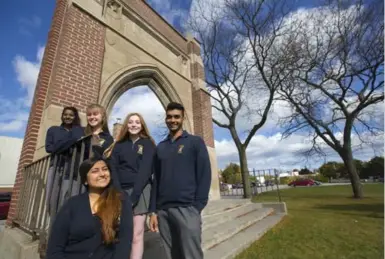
[158,206,203,259]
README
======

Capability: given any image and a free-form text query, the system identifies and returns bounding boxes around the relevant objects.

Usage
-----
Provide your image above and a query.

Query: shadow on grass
[316,203,384,215]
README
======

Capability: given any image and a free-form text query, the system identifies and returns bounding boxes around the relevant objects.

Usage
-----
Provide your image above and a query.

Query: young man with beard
[149,102,211,259]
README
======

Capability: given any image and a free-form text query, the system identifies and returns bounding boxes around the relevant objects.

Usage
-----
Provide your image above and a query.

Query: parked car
[251,181,263,187]
[232,183,243,189]
[288,179,316,187]
[0,192,11,220]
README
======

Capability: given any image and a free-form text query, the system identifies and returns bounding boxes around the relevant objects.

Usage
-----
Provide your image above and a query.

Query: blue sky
[0,0,383,171]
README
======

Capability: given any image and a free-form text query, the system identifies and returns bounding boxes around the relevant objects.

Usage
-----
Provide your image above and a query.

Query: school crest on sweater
[178,145,184,154]
[137,145,143,155]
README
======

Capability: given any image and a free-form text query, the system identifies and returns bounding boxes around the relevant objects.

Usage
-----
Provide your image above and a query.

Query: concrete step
[202,199,251,217]
[202,207,274,251]
[202,202,258,231]
[204,213,285,259]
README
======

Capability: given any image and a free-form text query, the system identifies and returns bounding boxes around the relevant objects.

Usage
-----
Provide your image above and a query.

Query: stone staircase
[143,199,286,259]
[202,199,286,259]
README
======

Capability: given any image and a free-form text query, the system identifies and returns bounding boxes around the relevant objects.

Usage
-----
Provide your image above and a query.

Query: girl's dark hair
[61,106,81,126]
[79,157,122,244]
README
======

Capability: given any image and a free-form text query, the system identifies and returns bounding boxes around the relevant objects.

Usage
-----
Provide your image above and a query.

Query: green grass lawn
[236,184,384,259]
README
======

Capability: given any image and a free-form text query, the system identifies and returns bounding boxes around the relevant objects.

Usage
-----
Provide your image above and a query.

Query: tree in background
[362,156,384,178]
[187,0,296,198]
[299,168,313,175]
[319,162,342,179]
[318,156,383,180]
[278,0,384,198]
[221,163,242,184]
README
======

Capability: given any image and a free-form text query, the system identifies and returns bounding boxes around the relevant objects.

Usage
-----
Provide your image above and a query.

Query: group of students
[44,102,212,259]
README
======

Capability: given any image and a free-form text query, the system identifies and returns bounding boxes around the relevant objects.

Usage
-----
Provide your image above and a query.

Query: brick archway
[100,64,193,132]
[7,0,221,225]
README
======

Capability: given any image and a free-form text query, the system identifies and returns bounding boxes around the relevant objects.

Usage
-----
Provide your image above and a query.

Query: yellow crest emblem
[178,145,184,154]
[98,138,105,146]
[137,145,143,155]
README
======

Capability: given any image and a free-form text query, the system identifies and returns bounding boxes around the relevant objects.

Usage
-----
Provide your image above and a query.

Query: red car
[0,192,11,220]
[288,179,316,187]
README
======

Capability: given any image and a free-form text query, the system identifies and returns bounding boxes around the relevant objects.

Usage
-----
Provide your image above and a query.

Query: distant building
[279,169,299,178]
[0,136,23,192]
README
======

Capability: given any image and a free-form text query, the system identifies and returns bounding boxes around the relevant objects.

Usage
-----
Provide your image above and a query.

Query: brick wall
[192,89,215,148]
[7,0,69,225]
[7,2,105,225]
[189,42,215,148]
[46,5,105,113]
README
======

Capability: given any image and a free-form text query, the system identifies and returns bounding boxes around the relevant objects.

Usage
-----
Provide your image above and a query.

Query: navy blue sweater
[109,138,155,204]
[149,131,211,213]
[45,125,113,157]
[45,125,85,154]
[46,192,133,259]
[83,132,114,159]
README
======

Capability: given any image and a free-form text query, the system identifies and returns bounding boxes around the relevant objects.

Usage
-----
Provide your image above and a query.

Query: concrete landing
[0,228,39,259]
[0,200,286,259]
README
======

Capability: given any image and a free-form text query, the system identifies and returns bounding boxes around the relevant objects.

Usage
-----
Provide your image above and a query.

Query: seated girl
[46,157,133,259]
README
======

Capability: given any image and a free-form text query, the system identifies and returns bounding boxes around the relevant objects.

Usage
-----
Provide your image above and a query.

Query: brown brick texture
[192,89,215,148]
[189,42,215,148]
[46,5,105,112]
[7,2,105,225]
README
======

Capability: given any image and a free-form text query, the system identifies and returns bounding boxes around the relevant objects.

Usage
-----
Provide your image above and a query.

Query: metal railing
[220,169,282,202]
[13,136,93,256]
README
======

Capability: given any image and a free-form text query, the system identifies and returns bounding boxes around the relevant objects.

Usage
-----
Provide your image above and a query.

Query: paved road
[143,232,167,259]
[221,184,289,198]
[221,183,351,197]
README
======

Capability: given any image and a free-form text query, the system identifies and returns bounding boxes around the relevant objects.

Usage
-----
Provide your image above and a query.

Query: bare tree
[278,0,384,198]
[188,0,295,198]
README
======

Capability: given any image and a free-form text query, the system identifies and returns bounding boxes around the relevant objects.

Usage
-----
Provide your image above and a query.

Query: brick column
[188,38,221,200]
[7,0,68,225]
[7,1,106,224]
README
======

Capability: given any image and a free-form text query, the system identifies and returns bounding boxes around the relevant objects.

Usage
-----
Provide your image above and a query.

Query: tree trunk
[239,147,252,198]
[341,147,363,198]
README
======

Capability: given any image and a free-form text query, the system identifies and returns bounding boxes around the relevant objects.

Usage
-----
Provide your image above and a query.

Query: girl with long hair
[84,104,114,158]
[105,113,156,259]
[46,157,133,259]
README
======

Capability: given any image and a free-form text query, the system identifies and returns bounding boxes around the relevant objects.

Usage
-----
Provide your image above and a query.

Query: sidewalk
[143,231,167,259]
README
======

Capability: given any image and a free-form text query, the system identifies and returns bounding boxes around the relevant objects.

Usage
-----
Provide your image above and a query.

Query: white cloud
[12,46,44,106]
[0,46,44,133]
[187,0,384,170]
[0,120,25,132]
[215,131,384,171]
[146,0,187,27]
